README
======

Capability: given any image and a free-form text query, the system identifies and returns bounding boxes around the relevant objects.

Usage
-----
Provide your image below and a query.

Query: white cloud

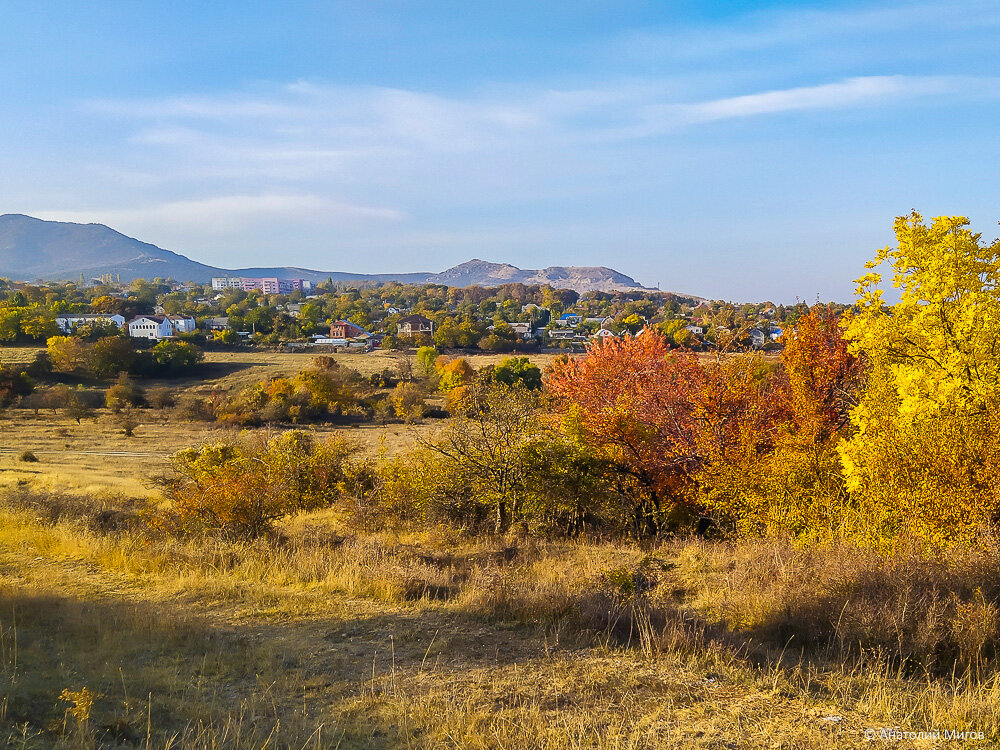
[92,74,994,154]
[37,194,404,236]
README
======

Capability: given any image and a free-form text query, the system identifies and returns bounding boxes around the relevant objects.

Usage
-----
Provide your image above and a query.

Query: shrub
[147,386,177,409]
[390,382,427,423]
[493,356,542,390]
[18,450,38,463]
[105,373,145,412]
[158,431,360,538]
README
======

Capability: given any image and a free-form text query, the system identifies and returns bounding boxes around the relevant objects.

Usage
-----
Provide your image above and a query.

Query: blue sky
[2,1,999,301]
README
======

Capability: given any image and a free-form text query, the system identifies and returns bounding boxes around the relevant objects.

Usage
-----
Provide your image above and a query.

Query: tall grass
[3,490,1000,746]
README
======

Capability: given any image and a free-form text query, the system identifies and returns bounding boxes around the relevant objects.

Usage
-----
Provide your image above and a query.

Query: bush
[390,382,427,423]
[493,356,542,390]
[147,386,177,409]
[157,431,360,538]
[18,450,38,463]
[105,373,145,412]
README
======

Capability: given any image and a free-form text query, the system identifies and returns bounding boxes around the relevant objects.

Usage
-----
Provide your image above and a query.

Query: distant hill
[0,214,218,282]
[0,214,663,294]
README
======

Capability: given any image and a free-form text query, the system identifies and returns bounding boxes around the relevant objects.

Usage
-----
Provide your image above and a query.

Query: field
[0,348,572,496]
[2,344,997,749]
[5,502,998,749]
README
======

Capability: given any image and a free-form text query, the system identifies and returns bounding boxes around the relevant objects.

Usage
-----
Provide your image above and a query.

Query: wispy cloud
[38,194,404,236]
[89,73,991,164]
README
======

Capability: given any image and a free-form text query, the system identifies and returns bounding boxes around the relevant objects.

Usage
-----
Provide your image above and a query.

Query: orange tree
[697,309,860,538]
[546,331,710,536]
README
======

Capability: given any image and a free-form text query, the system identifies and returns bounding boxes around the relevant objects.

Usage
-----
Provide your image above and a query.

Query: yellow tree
[839,212,1000,543]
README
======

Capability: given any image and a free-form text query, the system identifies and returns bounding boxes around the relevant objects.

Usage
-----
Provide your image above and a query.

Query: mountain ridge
[0,214,666,294]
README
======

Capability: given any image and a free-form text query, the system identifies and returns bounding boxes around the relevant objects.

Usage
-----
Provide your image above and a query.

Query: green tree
[150,340,203,374]
[89,336,136,378]
[493,356,542,390]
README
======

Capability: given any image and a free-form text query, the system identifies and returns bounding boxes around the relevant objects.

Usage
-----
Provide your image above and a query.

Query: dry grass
[0,408,440,496]
[1,495,998,748]
[0,347,556,496]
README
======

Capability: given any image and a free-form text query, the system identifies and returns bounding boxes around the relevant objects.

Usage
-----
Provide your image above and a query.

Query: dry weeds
[1,497,997,748]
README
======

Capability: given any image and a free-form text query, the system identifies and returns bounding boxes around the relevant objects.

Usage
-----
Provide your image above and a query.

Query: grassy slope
[2,506,997,748]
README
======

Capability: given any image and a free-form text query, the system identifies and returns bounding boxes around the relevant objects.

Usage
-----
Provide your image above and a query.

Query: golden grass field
[2,345,996,748]
[6,503,999,749]
[0,347,567,496]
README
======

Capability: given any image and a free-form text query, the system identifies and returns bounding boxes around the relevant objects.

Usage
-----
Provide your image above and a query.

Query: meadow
[5,496,999,749]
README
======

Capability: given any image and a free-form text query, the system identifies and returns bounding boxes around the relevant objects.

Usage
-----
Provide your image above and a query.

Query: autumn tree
[47,336,88,374]
[160,431,357,537]
[698,309,859,539]
[839,212,1000,543]
[547,331,708,536]
[419,381,542,533]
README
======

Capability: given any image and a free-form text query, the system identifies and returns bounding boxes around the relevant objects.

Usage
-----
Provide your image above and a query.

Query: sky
[1,1,999,302]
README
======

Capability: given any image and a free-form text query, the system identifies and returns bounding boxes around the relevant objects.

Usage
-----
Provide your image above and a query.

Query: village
[38,274,797,354]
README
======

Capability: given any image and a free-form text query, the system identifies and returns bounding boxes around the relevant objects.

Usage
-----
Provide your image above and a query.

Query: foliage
[147,340,203,374]
[47,336,89,374]
[415,345,439,377]
[105,372,145,412]
[390,382,427,423]
[65,393,96,424]
[147,386,177,408]
[688,308,862,540]
[839,213,1000,544]
[493,356,542,390]
[418,382,542,533]
[217,360,368,425]
[89,336,137,379]
[436,357,475,392]
[158,431,358,537]
[547,332,709,536]
[0,364,34,407]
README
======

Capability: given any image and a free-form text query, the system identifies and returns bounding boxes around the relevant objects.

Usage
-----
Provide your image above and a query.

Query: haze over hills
[0,214,662,294]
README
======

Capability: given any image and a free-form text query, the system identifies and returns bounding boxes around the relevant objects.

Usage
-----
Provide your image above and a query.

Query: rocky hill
[0,214,658,293]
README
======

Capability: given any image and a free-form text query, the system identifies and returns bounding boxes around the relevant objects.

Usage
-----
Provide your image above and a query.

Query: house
[510,322,534,339]
[547,329,578,340]
[127,315,174,340]
[286,303,304,317]
[593,328,617,339]
[54,314,125,334]
[328,320,370,341]
[167,315,196,334]
[684,324,704,335]
[556,313,582,328]
[748,327,784,348]
[205,317,229,331]
[397,315,434,337]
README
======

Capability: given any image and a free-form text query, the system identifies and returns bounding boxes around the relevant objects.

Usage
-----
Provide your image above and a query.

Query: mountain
[0,214,218,282]
[0,214,659,294]
[424,259,648,293]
